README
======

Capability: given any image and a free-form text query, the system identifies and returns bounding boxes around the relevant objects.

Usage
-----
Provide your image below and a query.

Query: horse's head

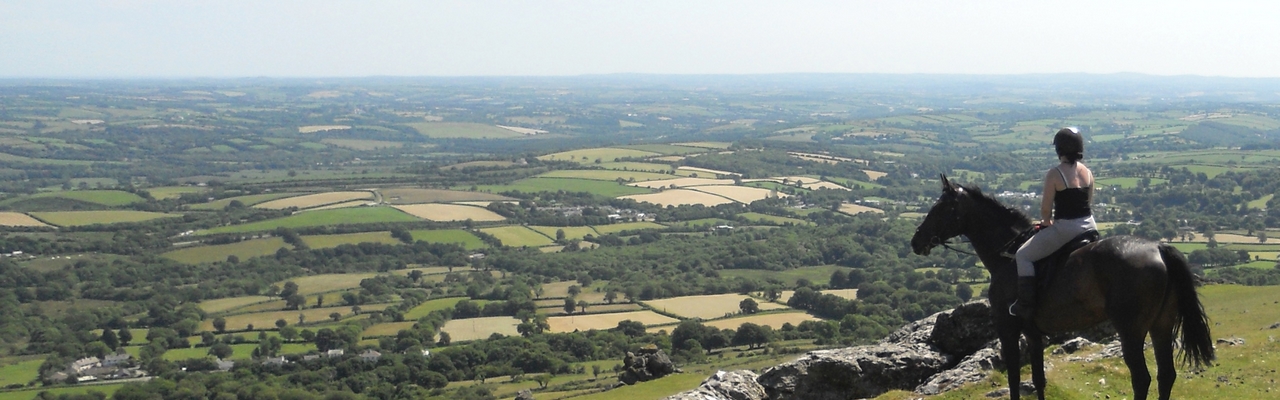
[911,175,971,256]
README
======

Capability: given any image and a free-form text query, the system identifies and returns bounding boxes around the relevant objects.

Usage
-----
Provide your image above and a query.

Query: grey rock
[663,370,766,400]
[514,389,535,400]
[928,301,997,356]
[620,346,681,385]
[1267,322,1280,330]
[984,381,1036,398]
[757,344,950,400]
[1051,337,1095,355]
[915,347,1001,395]
[1216,337,1245,346]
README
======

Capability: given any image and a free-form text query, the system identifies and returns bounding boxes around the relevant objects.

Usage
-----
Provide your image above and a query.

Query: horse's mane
[960,184,1033,228]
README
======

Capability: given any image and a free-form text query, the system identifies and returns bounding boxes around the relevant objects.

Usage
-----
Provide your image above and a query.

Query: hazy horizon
[3,1,1279,79]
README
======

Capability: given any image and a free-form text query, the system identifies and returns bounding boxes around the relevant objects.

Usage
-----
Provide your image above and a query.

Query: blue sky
[2,0,1278,78]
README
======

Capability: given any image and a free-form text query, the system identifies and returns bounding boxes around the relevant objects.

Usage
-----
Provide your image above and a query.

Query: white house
[359,350,381,362]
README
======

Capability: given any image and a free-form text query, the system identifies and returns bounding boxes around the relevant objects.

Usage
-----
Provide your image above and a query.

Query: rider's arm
[1040,169,1056,226]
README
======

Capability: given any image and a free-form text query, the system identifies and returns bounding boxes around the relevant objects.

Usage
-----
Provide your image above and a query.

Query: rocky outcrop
[665,370,766,400]
[620,345,681,385]
[757,344,951,399]
[514,389,535,400]
[664,300,1120,400]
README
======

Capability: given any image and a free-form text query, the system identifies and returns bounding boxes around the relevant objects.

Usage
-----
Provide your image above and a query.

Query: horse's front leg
[999,329,1023,400]
[1026,331,1047,400]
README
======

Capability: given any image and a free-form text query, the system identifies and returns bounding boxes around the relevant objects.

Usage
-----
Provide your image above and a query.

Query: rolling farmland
[30,210,182,227]
[392,203,506,221]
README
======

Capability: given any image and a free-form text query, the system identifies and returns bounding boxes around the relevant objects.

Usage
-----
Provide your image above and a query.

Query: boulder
[757,344,950,400]
[514,389,535,400]
[1051,337,1095,355]
[915,347,1000,395]
[663,370,766,400]
[619,346,680,385]
[927,301,997,355]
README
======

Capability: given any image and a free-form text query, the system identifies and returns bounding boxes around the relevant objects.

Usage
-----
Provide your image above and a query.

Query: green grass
[616,144,707,155]
[571,373,707,400]
[598,162,685,174]
[665,218,736,228]
[198,295,276,314]
[529,226,599,240]
[0,359,41,387]
[474,178,653,197]
[406,122,525,139]
[480,226,555,247]
[0,384,126,400]
[590,222,667,235]
[738,212,812,226]
[404,297,471,320]
[147,186,207,200]
[408,229,487,250]
[162,237,291,264]
[1247,194,1273,210]
[537,169,677,182]
[29,210,181,227]
[302,231,400,249]
[0,190,144,207]
[720,265,849,286]
[159,342,317,361]
[823,176,885,189]
[199,207,419,235]
[1095,177,1169,188]
[187,193,298,210]
[538,148,661,163]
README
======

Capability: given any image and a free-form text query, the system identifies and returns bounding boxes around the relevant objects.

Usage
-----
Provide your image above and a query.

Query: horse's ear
[940,174,954,193]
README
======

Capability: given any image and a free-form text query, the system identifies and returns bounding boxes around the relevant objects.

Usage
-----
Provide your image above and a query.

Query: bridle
[920,189,977,257]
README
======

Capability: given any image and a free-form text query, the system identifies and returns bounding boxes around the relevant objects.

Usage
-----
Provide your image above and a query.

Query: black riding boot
[1008,277,1037,319]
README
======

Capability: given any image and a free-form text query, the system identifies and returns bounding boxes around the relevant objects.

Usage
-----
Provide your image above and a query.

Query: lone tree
[578,300,589,313]
[275,319,288,329]
[739,298,759,314]
[563,298,577,314]
[213,317,227,333]
[604,290,618,304]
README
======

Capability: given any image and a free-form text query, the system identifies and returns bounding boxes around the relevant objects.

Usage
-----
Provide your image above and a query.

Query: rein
[939,238,977,256]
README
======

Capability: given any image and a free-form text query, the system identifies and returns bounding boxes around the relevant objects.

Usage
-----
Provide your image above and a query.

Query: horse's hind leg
[1119,332,1153,400]
[1151,328,1176,400]
[999,331,1023,400]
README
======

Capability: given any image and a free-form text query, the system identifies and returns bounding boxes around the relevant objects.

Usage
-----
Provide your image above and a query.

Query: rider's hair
[1053,127,1084,164]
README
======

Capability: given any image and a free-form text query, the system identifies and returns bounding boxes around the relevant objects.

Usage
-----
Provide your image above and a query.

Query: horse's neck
[962,212,1028,271]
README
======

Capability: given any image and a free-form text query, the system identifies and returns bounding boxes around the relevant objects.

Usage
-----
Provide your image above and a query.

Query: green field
[280,273,382,296]
[1247,193,1273,210]
[666,218,736,228]
[823,176,885,189]
[0,359,41,387]
[199,207,420,234]
[537,169,677,182]
[29,210,182,226]
[590,221,667,234]
[162,237,291,264]
[474,177,653,197]
[147,186,207,200]
[529,225,599,240]
[160,342,316,361]
[187,192,298,210]
[302,231,400,249]
[538,148,661,163]
[406,122,525,139]
[0,190,145,207]
[198,295,275,314]
[720,265,850,286]
[480,226,555,247]
[598,162,689,174]
[616,144,708,155]
[404,297,472,320]
[407,229,487,250]
[1095,177,1169,188]
[738,212,812,226]
[571,373,707,400]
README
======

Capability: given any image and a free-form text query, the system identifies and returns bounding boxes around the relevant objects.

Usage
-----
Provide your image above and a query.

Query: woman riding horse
[1010,127,1097,318]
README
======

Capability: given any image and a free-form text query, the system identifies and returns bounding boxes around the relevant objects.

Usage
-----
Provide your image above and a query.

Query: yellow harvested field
[546,311,680,333]
[643,294,790,320]
[441,317,521,342]
[823,289,859,300]
[321,138,403,150]
[628,177,735,189]
[538,148,661,163]
[298,125,351,133]
[863,170,888,180]
[691,185,787,204]
[703,312,822,330]
[279,273,380,295]
[804,181,849,191]
[255,191,373,210]
[392,203,506,221]
[651,156,686,162]
[496,125,547,135]
[619,189,735,207]
[791,154,838,164]
[381,188,512,204]
[1207,233,1269,243]
[839,203,884,216]
[199,304,390,332]
[677,166,740,176]
[302,200,371,211]
[0,212,51,227]
[777,176,824,185]
[675,142,732,149]
[452,201,515,207]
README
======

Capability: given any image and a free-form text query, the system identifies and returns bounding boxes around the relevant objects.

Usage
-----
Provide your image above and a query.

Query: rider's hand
[1040,220,1053,227]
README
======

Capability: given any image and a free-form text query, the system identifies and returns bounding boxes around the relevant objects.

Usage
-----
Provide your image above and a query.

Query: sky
[2,0,1279,78]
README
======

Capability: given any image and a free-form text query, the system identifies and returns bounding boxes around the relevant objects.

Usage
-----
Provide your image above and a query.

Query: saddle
[1002,227,1100,289]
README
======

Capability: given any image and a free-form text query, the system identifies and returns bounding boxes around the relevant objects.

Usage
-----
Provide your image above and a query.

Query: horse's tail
[1160,243,1215,368]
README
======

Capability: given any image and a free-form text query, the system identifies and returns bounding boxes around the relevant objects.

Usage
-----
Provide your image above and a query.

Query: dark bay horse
[909,176,1213,400]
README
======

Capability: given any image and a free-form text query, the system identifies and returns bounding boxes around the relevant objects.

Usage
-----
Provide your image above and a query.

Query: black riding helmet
[1053,127,1084,162]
